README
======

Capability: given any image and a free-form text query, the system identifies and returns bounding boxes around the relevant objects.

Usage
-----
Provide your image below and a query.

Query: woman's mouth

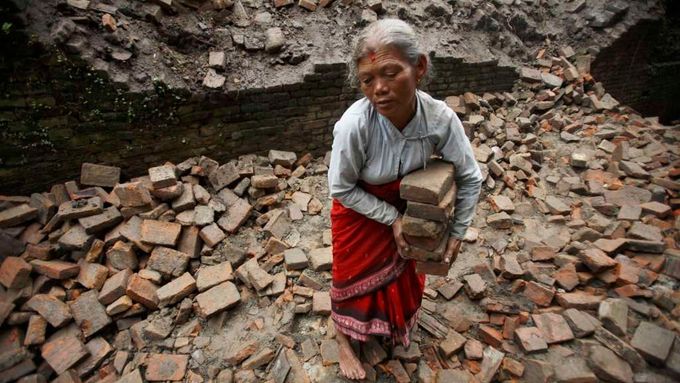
[375,99,393,107]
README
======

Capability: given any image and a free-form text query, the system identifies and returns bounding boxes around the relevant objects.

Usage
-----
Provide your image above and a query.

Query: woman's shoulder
[417,90,454,122]
[334,97,373,136]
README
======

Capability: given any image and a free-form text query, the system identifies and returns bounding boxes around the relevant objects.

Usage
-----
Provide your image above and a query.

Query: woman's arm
[328,117,400,226]
[436,109,484,239]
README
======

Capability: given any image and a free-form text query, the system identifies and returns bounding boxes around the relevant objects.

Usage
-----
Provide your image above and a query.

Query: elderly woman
[327,19,483,379]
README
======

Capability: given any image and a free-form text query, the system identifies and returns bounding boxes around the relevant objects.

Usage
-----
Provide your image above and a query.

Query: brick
[177,226,202,258]
[500,254,524,279]
[56,198,103,221]
[196,262,233,292]
[0,204,38,228]
[268,150,297,168]
[157,272,196,307]
[400,160,454,205]
[263,209,291,239]
[80,163,120,187]
[553,263,579,291]
[147,246,190,277]
[148,165,177,189]
[119,216,153,253]
[479,324,503,348]
[243,347,276,369]
[312,291,331,314]
[41,335,88,375]
[76,336,113,377]
[588,344,633,383]
[125,273,159,309]
[274,0,294,7]
[404,184,456,223]
[77,261,108,290]
[195,281,241,317]
[523,281,555,307]
[514,327,548,353]
[141,220,182,246]
[209,163,240,191]
[309,246,332,271]
[554,357,597,383]
[557,291,605,310]
[0,256,32,289]
[532,313,574,344]
[439,330,466,357]
[487,212,512,229]
[629,321,674,367]
[463,273,486,299]
[580,248,616,273]
[562,308,596,338]
[593,326,645,371]
[251,175,279,189]
[477,346,505,383]
[30,259,79,279]
[530,246,556,261]
[545,195,571,215]
[464,338,484,360]
[402,215,445,238]
[24,315,48,346]
[78,206,122,234]
[113,182,152,207]
[627,222,663,242]
[217,198,252,234]
[617,205,641,221]
[58,224,94,251]
[30,192,57,225]
[106,240,138,271]
[199,223,226,248]
[520,67,542,82]
[193,205,214,226]
[152,182,184,201]
[283,248,308,270]
[99,268,132,304]
[145,353,188,381]
[172,183,196,212]
[106,295,132,315]
[640,201,671,218]
[598,298,628,337]
[69,289,112,337]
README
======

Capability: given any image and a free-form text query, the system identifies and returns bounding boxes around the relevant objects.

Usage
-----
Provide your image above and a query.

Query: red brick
[556,291,605,310]
[141,220,182,246]
[0,204,38,228]
[106,240,138,271]
[99,268,132,305]
[530,246,556,261]
[30,259,79,279]
[439,330,466,357]
[532,313,574,344]
[0,256,32,289]
[514,327,548,353]
[24,315,48,346]
[26,294,72,327]
[553,263,580,291]
[147,246,190,278]
[145,354,188,381]
[125,273,159,309]
[148,164,177,189]
[113,181,152,207]
[502,316,521,339]
[195,281,241,317]
[156,272,196,307]
[69,289,112,338]
[523,281,555,307]
[479,325,503,348]
[400,160,454,205]
[580,248,617,273]
[312,291,331,315]
[199,223,225,248]
[41,335,88,375]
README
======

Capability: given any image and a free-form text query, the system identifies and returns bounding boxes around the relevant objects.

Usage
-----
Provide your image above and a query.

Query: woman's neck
[388,94,417,131]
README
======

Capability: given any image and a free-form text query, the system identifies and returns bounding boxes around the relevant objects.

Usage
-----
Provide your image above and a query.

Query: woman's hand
[443,237,462,265]
[391,215,410,258]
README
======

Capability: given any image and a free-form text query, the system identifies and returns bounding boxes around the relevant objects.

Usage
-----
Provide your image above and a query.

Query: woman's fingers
[444,238,462,264]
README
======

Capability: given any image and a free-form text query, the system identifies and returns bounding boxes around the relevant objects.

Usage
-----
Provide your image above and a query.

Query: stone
[157,272,196,307]
[196,262,233,292]
[199,223,227,247]
[99,268,132,305]
[195,281,241,317]
[464,273,486,299]
[268,150,297,168]
[148,246,190,277]
[78,206,123,234]
[554,357,597,383]
[30,259,79,279]
[145,354,188,381]
[0,256,32,289]
[588,344,633,383]
[125,273,159,309]
[312,291,331,314]
[532,313,574,344]
[70,289,112,337]
[563,309,596,338]
[308,247,332,271]
[283,248,308,270]
[141,220,182,246]
[80,163,120,187]
[630,321,675,365]
[400,160,455,204]
[26,294,72,328]
[41,335,88,375]
[264,27,285,53]
[77,261,108,290]
[114,182,152,207]
[106,241,138,271]
[580,248,616,273]
[598,298,628,337]
[514,327,548,353]
[148,165,177,189]
[439,330,466,357]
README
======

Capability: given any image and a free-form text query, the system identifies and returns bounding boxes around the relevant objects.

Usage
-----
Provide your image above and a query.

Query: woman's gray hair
[348,19,431,87]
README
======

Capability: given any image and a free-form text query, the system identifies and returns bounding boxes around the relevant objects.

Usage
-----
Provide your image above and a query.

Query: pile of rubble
[0,45,679,383]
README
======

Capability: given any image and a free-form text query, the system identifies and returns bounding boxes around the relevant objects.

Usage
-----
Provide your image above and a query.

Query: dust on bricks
[147,246,190,277]
[195,281,241,317]
[145,354,188,381]
[69,290,112,337]
[141,219,182,246]
[156,272,196,307]
[26,294,72,328]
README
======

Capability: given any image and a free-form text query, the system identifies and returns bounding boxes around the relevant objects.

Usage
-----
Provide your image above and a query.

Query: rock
[195,281,241,317]
[145,354,188,381]
[598,298,628,337]
[69,289,112,337]
[514,327,548,353]
[588,344,633,383]
[532,313,574,344]
[630,321,675,365]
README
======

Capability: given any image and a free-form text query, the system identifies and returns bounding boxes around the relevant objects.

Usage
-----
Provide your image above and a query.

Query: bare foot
[336,331,366,380]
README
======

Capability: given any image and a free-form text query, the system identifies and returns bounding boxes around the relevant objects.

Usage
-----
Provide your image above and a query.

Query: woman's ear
[416,54,428,80]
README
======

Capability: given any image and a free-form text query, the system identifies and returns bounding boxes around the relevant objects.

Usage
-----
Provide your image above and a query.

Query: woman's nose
[374,77,389,95]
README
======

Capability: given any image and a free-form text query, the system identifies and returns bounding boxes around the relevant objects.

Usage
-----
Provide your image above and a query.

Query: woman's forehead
[357,47,409,71]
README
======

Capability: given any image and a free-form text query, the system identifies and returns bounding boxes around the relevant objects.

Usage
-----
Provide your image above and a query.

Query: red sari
[330,179,426,346]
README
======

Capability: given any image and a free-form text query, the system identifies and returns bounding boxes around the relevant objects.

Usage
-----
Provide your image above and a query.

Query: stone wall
[591,19,680,124]
[0,29,518,195]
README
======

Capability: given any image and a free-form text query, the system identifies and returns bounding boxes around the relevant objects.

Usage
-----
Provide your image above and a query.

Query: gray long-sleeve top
[328,90,484,239]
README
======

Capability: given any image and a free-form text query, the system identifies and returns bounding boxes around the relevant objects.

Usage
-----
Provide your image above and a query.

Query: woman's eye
[361,78,372,85]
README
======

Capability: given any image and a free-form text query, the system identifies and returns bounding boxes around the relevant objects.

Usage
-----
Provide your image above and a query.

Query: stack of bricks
[399,159,457,275]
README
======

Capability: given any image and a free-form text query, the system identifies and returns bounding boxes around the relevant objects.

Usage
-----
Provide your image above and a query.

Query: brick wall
[0,28,518,195]
[591,20,680,124]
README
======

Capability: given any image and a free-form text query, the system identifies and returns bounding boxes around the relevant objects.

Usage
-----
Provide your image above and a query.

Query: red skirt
[330,179,426,346]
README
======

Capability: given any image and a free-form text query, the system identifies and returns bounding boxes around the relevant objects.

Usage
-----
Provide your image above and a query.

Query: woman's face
[357,47,427,128]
